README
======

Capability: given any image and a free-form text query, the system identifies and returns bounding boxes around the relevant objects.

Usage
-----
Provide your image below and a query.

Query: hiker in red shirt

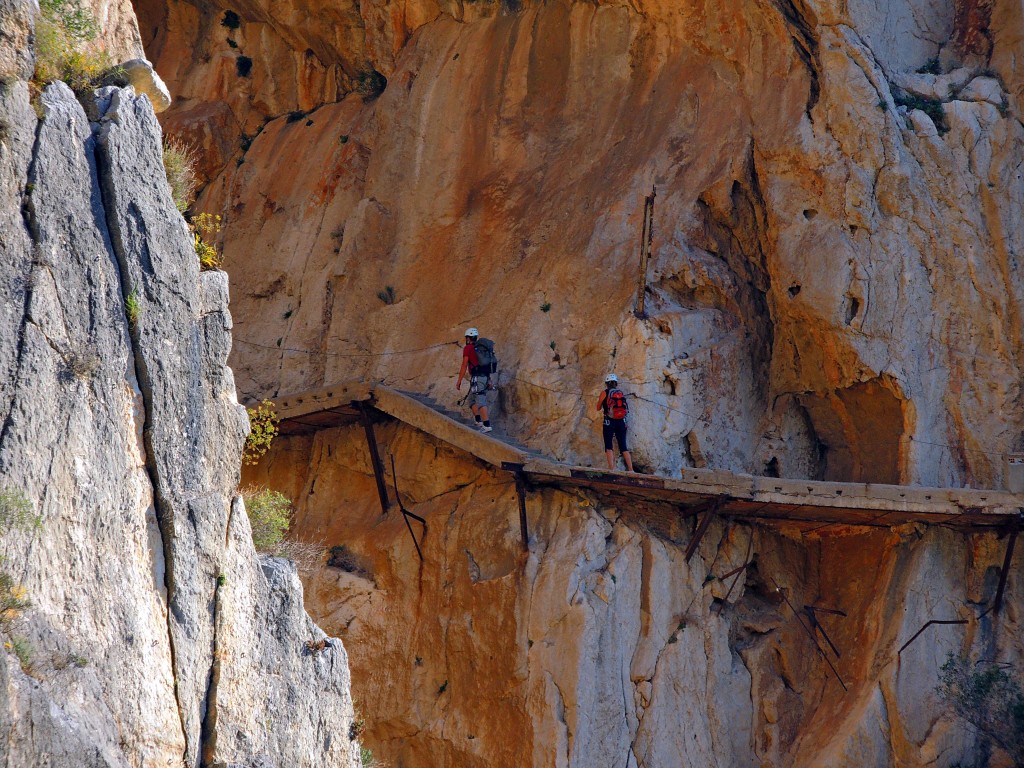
[597,374,634,471]
[456,328,492,433]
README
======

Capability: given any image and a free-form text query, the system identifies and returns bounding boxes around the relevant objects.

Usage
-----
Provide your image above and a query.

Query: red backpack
[606,388,628,420]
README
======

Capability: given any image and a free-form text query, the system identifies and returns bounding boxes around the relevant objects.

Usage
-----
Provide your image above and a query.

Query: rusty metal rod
[389,454,426,562]
[684,499,723,563]
[993,525,1019,614]
[767,574,847,691]
[358,401,390,516]
[634,186,656,318]
[897,618,968,655]
[514,471,530,551]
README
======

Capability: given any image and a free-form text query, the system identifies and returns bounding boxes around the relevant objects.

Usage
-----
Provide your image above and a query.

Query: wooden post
[357,401,390,516]
[684,497,724,563]
[515,472,530,551]
[635,185,656,318]
[993,524,1019,614]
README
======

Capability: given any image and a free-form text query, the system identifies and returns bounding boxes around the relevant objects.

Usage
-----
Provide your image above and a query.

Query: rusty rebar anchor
[501,462,531,552]
[683,497,726,563]
[767,575,848,691]
[897,618,968,656]
[803,605,847,659]
[389,454,426,562]
[358,401,390,516]
[992,520,1019,615]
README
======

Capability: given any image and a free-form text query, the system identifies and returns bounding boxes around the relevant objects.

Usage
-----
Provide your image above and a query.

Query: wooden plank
[261,382,1024,531]
[372,386,527,468]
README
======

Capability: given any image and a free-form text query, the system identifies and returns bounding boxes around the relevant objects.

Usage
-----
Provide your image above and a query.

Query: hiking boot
[480,425,493,433]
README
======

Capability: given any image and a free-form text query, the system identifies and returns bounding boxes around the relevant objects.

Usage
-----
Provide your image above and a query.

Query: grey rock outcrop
[120,59,172,112]
[0,60,356,768]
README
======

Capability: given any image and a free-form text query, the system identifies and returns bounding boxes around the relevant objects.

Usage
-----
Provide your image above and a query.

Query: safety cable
[232,336,1020,461]
[234,336,460,359]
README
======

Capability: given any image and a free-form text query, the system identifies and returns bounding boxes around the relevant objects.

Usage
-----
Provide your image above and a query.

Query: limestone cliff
[131,0,1024,765]
[0,2,357,765]
[144,0,1024,488]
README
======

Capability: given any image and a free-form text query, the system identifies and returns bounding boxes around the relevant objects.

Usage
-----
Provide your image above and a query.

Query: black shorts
[603,419,628,452]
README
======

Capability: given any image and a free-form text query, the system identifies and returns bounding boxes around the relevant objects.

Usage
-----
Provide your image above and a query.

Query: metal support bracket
[766,574,848,691]
[502,462,530,551]
[992,522,1019,615]
[389,454,426,562]
[684,498,726,563]
[898,618,968,656]
[357,401,390,516]
[514,472,530,551]
[803,605,847,659]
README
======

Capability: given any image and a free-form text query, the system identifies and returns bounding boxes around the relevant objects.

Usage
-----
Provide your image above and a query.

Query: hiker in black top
[597,374,634,472]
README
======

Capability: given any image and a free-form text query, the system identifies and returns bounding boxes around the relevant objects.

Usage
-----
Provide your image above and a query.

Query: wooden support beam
[503,463,530,551]
[684,498,724,563]
[678,497,725,520]
[993,523,1019,614]
[514,472,530,551]
[358,401,390,516]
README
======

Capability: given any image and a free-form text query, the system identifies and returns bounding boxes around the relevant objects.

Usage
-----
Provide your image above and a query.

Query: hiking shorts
[470,376,490,408]
[603,418,628,452]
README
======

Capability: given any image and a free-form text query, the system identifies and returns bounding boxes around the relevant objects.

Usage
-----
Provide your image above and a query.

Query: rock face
[243,420,1022,767]
[0,9,358,764]
[143,0,1024,490]
[132,0,1024,765]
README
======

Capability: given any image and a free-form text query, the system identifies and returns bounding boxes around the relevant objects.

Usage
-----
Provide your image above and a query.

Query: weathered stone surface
[243,420,1022,767]
[141,0,1024,764]
[0,81,185,766]
[959,74,1004,103]
[121,58,172,111]
[206,500,360,767]
[86,0,147,63]
[0,29,357,766]
[148,0,1024,490]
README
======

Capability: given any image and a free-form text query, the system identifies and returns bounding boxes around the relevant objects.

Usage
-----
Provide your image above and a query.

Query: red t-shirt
[463,343,479,370]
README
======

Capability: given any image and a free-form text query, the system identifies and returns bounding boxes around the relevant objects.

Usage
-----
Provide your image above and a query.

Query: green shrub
[163,138,198,213]
[221,10,241,29]
[359,746,379,767]
[894,92,948,134]
[0,566,30,630]
[242,487,291,552]
[236,55,252,77]
[376,286,395,305]
[0,489,37,532]
[191,212,222,270]
[6,635,33,674]
[33,0,122,97]
[243,399,279,465]
[355,69,387,101]
[124,291,140,326]
[939,654,1024,762]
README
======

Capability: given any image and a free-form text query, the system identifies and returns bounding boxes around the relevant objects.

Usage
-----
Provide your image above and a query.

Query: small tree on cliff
[938,654,1024,763]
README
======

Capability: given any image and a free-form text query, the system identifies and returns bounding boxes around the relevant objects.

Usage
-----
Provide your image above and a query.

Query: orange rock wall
[243,421,1022,766]
[140,0,1024,488]
[134,0,1024,764]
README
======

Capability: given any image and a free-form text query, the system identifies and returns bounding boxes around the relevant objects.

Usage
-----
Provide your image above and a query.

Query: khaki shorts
[470,376,490,408]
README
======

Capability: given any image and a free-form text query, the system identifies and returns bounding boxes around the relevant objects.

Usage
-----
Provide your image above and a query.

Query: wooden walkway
[257,383,1023,533]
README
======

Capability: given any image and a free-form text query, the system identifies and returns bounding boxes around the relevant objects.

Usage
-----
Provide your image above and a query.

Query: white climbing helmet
[465,327,479,339]
[605,373,619,385]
